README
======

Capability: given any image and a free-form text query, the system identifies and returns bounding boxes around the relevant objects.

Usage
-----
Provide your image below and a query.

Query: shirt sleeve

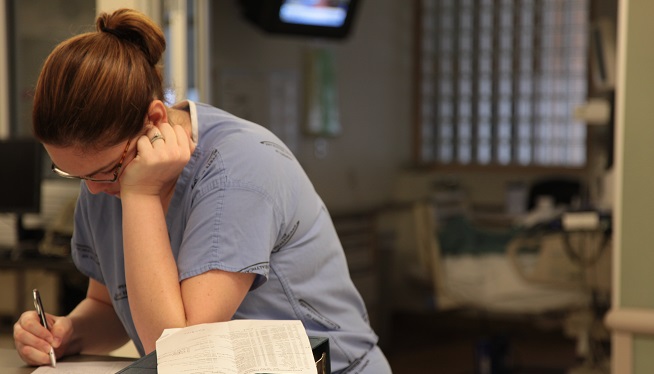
[176,176,281,290]
[70,183,105,284]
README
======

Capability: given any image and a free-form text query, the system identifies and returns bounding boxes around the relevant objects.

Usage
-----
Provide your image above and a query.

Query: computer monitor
[0,138,43,249]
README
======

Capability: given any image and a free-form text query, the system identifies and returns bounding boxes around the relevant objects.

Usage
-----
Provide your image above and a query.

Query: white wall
[610,0,654,372]
[209,1,413,214]
[208,1,606,215]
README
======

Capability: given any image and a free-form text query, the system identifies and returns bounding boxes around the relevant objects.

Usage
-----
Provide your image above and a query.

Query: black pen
[33,289,56,367]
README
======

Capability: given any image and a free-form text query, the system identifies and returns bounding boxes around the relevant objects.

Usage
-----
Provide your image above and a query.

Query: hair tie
[101,25,122,39]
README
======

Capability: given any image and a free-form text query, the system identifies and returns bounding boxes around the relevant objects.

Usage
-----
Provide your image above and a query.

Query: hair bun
[96,8,165,66]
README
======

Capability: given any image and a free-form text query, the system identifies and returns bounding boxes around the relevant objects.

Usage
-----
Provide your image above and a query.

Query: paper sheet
[32,361,132,374]
[156,320,317,374]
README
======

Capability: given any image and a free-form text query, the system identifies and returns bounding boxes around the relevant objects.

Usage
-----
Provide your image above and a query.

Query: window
[416,0,589,167]
[162,0,211,104]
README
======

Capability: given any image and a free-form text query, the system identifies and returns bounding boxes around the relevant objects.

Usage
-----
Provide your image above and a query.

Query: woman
[13,8,391,373]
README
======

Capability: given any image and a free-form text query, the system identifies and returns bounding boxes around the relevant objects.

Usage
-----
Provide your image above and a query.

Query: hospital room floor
[385,310,605,374]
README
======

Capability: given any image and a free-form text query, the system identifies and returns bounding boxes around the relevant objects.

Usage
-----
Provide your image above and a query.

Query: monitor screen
[279,1,350,27]
[240,0,359,39]
[0,138,42,214]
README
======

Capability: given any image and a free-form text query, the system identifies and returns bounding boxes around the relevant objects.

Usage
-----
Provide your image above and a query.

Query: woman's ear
[146,100,168,126]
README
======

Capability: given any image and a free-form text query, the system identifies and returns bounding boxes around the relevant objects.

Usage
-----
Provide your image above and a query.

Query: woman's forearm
[121,193,186,353]
[64,283,130,356]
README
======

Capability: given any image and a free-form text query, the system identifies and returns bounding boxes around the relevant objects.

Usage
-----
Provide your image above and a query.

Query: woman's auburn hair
[32,8,166,151]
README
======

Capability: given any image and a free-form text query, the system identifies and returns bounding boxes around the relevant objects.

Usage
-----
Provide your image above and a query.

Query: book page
[157,322,237,374]
[156,320,316,374]
[229,320,316,374]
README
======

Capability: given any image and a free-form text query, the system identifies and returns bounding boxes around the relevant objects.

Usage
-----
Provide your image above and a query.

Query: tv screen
[0,138,42,214]
[240,0,360,39]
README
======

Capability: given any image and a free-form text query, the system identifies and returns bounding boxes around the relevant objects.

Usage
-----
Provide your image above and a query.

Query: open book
[155,319,317,374]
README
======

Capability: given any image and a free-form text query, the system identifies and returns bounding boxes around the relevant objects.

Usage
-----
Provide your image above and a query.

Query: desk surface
[0,348,134,373]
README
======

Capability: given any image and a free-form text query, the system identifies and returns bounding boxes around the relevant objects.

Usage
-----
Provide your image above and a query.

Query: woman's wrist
[57,315,79,357]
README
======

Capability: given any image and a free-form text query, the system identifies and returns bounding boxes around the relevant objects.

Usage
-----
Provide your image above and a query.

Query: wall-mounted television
[239,0,360,39]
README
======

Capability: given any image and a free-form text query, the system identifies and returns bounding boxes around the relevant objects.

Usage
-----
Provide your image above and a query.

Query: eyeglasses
[51,139,132,183]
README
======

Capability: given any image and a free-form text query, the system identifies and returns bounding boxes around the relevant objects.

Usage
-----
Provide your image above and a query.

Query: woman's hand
[119,121,194,198]
[14,311,72,366]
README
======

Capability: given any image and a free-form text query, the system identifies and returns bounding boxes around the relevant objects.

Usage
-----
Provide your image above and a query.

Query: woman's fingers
[13,311,57,366]
[121,120,192,196]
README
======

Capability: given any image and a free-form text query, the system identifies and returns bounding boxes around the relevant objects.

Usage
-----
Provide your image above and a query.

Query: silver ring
[149,133,165,144]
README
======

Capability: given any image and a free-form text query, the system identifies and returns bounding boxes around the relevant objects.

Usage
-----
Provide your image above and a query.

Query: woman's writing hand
[14,311,72,366]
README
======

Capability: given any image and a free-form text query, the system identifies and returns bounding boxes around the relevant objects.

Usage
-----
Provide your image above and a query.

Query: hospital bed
[406,199,612,372]
[411,200,605,314]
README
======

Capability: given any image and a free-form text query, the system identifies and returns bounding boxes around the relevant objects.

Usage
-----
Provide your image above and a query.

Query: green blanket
[438,216,517,255]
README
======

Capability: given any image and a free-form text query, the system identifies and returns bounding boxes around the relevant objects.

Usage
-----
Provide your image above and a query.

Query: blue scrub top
[71,101,382,372]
